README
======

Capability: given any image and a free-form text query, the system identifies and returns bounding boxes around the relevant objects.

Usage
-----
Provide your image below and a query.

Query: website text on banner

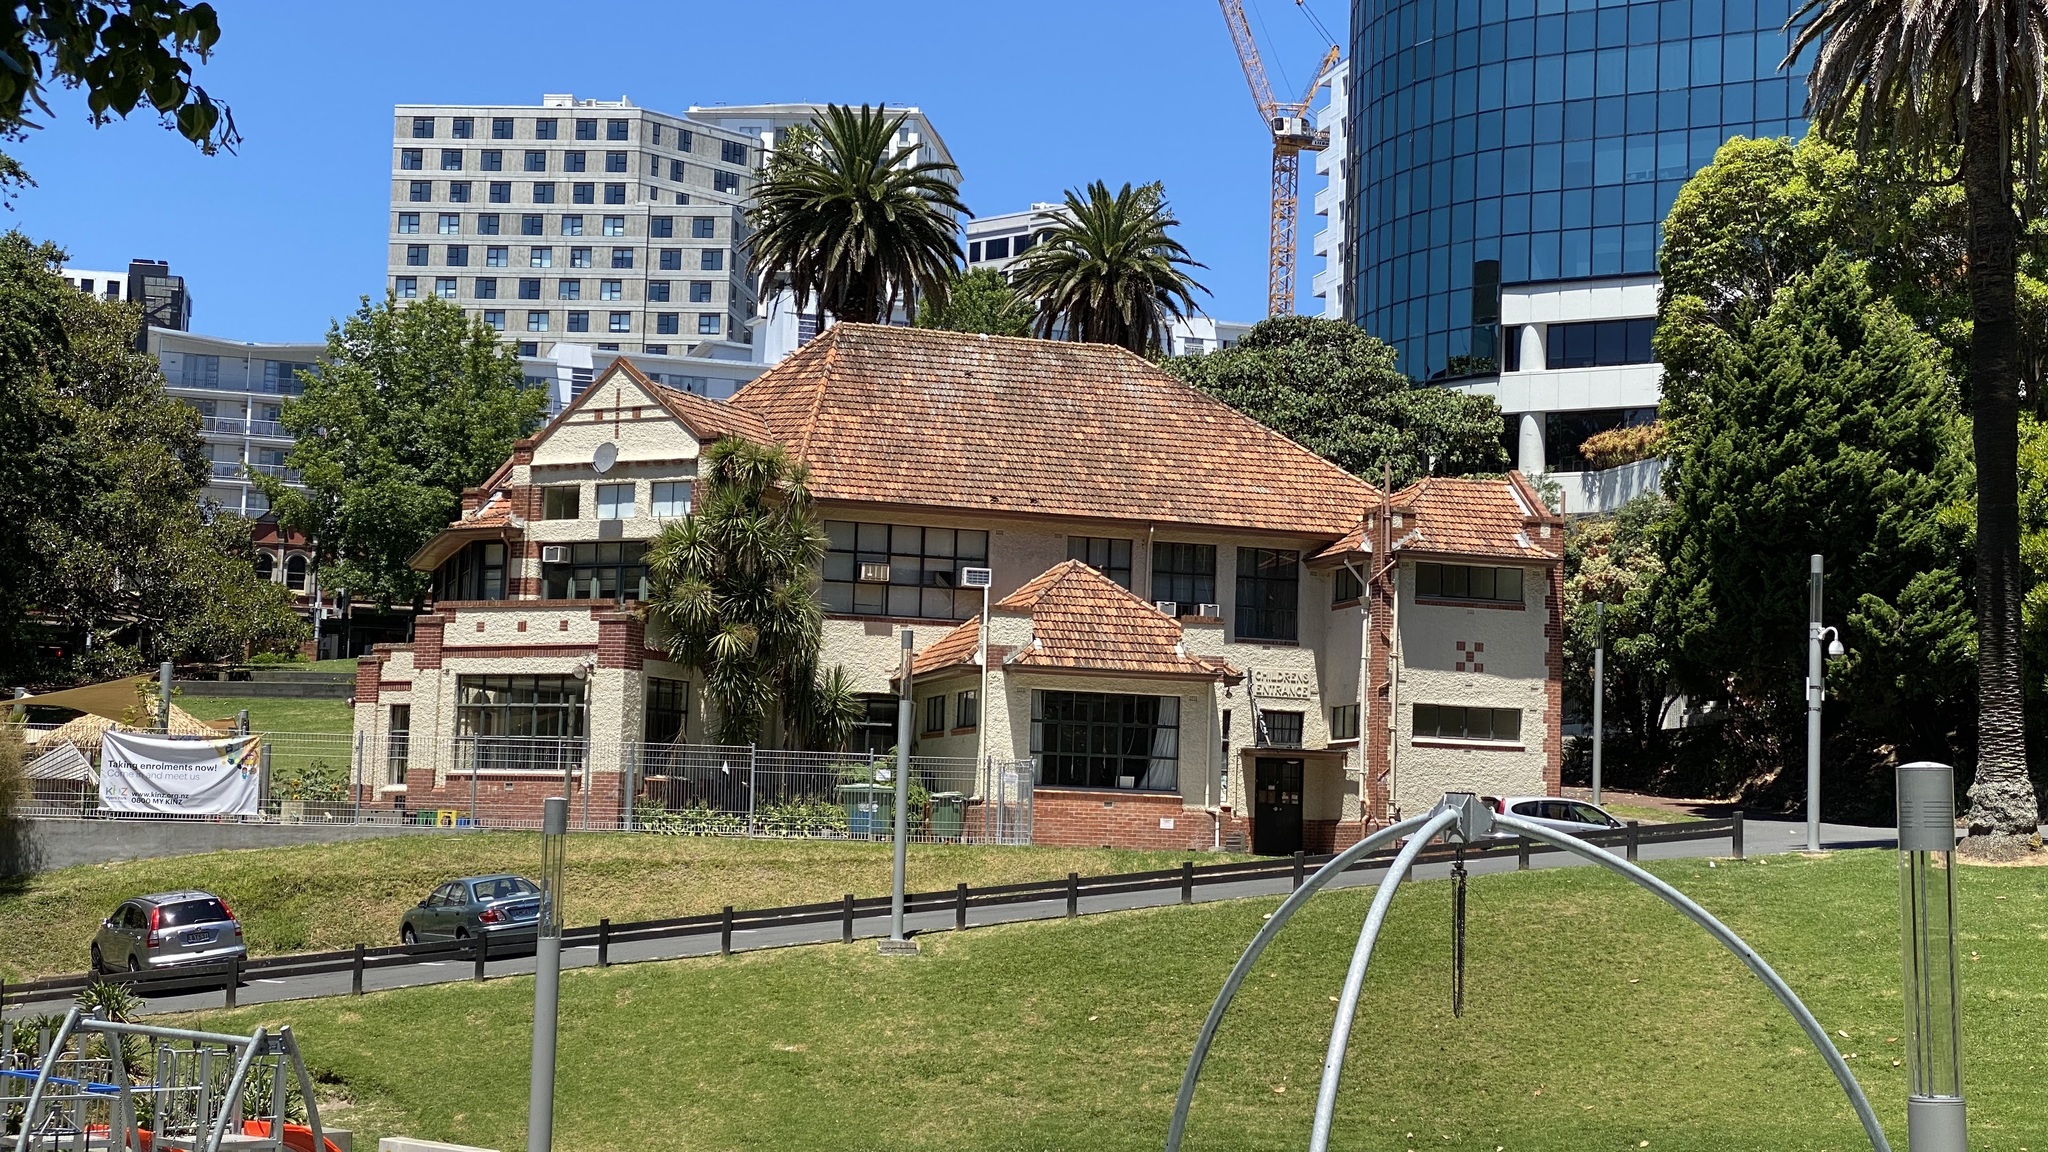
[98,731,262,816]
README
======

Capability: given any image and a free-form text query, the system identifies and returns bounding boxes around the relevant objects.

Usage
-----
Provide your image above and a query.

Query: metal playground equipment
[2,1006,333,1152]
[1166,790,1905,1152]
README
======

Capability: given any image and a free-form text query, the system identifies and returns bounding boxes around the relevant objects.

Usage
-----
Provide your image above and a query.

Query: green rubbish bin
[929,792,966,841]
[838,782,894,839]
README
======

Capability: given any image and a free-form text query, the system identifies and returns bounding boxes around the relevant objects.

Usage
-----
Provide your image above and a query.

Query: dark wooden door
[1253,757,1305,856]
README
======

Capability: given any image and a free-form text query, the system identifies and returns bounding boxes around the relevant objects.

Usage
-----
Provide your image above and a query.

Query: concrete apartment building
[60,259,193,338]
[1309,59,1350,321]
[351,325,1561,853]
[387,95,762,360]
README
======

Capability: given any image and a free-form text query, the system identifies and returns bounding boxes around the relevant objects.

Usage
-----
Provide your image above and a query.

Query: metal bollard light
[1897,763,1966,1152]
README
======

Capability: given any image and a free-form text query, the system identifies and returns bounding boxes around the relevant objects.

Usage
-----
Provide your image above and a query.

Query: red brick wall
[1303,819,1370,854]
[1029,788,1221,851]
[360,770,630,829]
[595,611,645,670]
[414,616,447,669]
[1543,561,1565,796]
[355,654,387,705]
[1363,550,1397,824]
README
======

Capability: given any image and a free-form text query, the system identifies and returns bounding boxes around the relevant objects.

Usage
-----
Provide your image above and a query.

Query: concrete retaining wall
[10,817,435,873]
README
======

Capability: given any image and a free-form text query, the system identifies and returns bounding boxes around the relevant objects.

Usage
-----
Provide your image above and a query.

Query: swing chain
[1451,839,1467,1018]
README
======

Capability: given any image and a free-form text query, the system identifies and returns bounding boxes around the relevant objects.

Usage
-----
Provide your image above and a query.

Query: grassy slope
[173,850,2045,1152]
[0,836,1243,980]
[179,695,355,735]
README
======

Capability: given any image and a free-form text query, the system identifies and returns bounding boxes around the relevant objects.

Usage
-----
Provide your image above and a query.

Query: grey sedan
[400,874,542,946]
[92,890,246,974]
[1488,796,1627,837]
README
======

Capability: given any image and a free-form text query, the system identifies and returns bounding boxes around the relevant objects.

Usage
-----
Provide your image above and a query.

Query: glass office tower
[1345,0,1808,490]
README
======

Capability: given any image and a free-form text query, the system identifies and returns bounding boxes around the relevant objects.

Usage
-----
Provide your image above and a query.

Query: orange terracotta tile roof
[463,491,518,528]
[912,617,984,677]
[999,560,1241,680]
[729,324,1378,537]
[1312,472,1562,564]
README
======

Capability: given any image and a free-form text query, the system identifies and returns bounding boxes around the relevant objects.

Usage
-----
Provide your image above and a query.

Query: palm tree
[645,437,859,748]
[1791,0,2047,851]
[746,104,968,327]
[1007,181,1209,355]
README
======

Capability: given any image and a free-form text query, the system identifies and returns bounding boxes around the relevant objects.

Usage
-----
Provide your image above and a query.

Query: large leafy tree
[1794,0,2048,848]
[1161,315,1508,484]
[0,231,302,685]
[1008,181,1208,355]
[261,294,547,612]
[1561,496,1680,789]
[747,104,967,326]
[914,267,1033,337]
[1,1,239,202]
[645,438,860,749]
[1656,256,1977,816]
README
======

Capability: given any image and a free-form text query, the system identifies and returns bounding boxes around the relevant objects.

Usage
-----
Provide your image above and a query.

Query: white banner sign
[99,731,262,816]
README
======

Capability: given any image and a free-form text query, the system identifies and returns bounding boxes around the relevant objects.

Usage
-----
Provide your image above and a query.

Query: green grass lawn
[0,836,1246,980]
[165,850,2044,1152]
[179,694,355,735]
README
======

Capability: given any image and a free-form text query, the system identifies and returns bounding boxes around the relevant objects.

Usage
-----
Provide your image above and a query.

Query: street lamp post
[1897,761,1966,1152]
[1805,554,1846,853]
[881,630,918,955]
[1591,601,1604,807]
[527,796,568,1152]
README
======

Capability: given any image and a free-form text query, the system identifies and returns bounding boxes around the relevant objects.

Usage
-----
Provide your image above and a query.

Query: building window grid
[1151,542,1215,609]
[1031,690,1179,791]
[1346,1,1811,383]
[1236,548,1300,642]
[821,521,990,620]
[1067,536,1134,590]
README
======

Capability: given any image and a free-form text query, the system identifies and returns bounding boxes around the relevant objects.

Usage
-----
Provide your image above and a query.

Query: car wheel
[401,924,417,946]
[90,945,104,974]
[453,927,469,940]
[126,955,140,973]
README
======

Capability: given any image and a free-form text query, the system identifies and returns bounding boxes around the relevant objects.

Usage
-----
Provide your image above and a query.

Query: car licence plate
[181,929,216,945]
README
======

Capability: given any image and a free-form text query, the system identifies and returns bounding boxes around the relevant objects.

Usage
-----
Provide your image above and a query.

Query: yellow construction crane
[1219,0,1340,317]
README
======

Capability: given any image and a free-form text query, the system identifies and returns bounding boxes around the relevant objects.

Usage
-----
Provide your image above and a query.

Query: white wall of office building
[1309,59,1349,322]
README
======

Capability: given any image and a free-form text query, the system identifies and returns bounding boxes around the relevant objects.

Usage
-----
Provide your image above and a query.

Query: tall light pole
[881,630,918,955]
[963,567,994,769]
[527,796,568,1152]
[1591,601,1605,806]
[1897,761,1966,1152]
[1805,555,1845,853]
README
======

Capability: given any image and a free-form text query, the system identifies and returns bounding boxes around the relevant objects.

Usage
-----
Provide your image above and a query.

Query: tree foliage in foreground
[262,294,547,612]
[914,267,1033,337]
[0,231,303,685]
[1161,315,1509,486]
[1007,181,1207,355]
[1654,255,1976,812]
[645,438,861,749]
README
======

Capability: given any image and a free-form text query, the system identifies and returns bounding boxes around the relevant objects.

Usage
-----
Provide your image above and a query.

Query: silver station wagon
[91,890,246,974]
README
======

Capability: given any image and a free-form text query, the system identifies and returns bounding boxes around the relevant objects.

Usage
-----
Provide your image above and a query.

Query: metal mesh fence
[17,730,1037,844]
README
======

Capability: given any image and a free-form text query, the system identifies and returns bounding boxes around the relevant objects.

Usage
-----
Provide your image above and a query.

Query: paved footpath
[6,818,1894,1020]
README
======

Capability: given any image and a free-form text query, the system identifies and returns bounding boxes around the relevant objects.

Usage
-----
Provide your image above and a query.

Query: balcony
[201,416,246,435]
[210,461,303,484]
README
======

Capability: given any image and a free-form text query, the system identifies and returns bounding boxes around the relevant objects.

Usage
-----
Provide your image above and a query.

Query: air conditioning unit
[1194,603,1222,619]
[1154,600,1179,616]
[859,562,892,583]
[960,566,993,589]
[541,545,570,564]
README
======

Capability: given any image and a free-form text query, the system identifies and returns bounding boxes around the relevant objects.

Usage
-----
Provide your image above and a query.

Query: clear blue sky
[6,0,1346,342]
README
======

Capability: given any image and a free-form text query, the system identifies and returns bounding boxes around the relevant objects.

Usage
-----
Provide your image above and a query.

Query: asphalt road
[4,817,1895,1020]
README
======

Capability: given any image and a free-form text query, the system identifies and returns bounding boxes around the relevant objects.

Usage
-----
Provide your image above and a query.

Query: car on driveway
[92,891,245,975]
[1486,796,1627,837]
[400,874,543,947]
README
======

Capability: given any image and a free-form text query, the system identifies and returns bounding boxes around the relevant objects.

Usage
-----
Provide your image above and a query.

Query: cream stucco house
[351,324,1562,853]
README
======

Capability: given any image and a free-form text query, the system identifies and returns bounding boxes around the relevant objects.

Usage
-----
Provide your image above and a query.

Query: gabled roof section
[1311,471,1563,565]
[912,617,984,677]
[730,324,1378,537]
[998,560,1241,680]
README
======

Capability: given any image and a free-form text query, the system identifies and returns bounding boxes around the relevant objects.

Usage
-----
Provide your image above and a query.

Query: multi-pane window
[923,694,946,735]
[542,486,580,519]
[482,309,505,329]
[535,118,558,141]
[651,216,674,238]
[532,182,556,204]
[1412,704,1524,743]
[524,149,547,172]
[485,245,507,265]
[669,159,686,181]
[1152,543,1215,610]
[1236,548,1300,642]
[399,148,423,169]
[955,689,980,731]
[697,313,721,335]
[659,248,682,270]
[1546,318,1656,369]
[558,279,579,299]
[656,312,679,334]
[565,150,586,172]
[607,118,629,140]
[1259,709,1305,748]
[476,278,498,299]
[411,116,434,138]
[595,482,634,519]
[720,140,748,165]
[396,213,420,233]
[1331,703,1361,741]
[649,281,672,302]
[404,244,428,266]
[1332,566,1364,605]
[644,678,689,744]
[603,215,626,236]
[407,180,431,202]
[612,248,634,268]
[562,216,585,237]
[525,310,549,331]
[542,541,649,600]
[528,246,556,269]
[570,247,592,267]
[433,540,506,601]
[394,277,417,298]
[521,214,543,235]
[1414,562,1526,604]
[604,182,626,205]
[518,278,541,300]
[689,281,713,302]
[1545,406,1657,471]
[437,212,461,234]
[608,312,631,333]
[821,521,990,619]
[677,129,693,152]
[651,481,691,517]
[605,151,628,173]
[566,311,589,332]
[691,217,716,238]
[599,279,622,300]
[1067,536,1133,589]
[451,117,473,139]
[575,118,597,140]
[479,214,501,235]
[454,675,586,739]
[490,182,512,203]
[441,148,463,170]
[491,117,513,139]
[447,181,471,203]
[445,245,468,266]
[481,149,502,171]
[713,171,739,193]
[1032,691,1179,790]
[700,249,724,271]
[387,703,411,784]
[572,182,595,204]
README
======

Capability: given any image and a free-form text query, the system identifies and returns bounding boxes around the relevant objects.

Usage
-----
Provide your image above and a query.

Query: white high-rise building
[1309,59,1349,322]
[387,95,762,361]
